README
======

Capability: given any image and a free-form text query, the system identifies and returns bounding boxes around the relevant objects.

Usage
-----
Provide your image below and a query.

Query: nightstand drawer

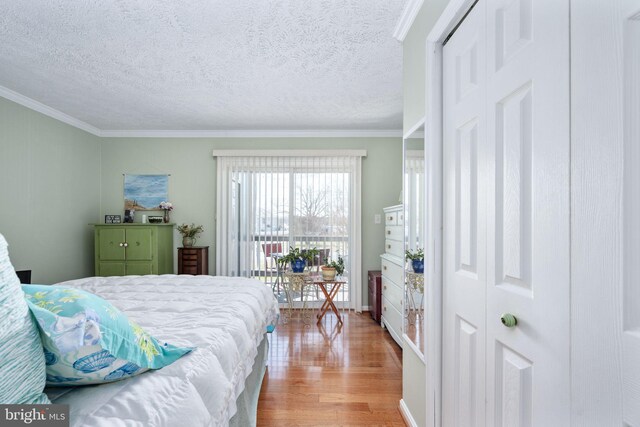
[178,246,209,275]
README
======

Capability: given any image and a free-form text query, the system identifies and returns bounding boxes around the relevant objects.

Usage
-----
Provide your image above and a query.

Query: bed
[43,274,279,427]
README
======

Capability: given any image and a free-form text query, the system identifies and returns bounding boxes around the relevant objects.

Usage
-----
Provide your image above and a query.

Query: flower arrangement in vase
[159,201,173,223]
[405,247,424,273]
[176,223,204,247]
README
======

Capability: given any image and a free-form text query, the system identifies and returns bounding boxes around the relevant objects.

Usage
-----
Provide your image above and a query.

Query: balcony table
[283,272,346,326]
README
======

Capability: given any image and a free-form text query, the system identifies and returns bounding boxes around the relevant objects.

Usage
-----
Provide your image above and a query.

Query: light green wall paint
[0,97,101,284]
[100,137,402,305]
[0,98,402,302]
[403,0,450,133]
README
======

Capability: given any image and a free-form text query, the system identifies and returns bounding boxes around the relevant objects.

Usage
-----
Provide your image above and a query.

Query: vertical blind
[215,151,364,311]
[405,150,425,251]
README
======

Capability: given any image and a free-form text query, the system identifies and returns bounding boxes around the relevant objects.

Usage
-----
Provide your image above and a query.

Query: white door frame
[424,1,480,426]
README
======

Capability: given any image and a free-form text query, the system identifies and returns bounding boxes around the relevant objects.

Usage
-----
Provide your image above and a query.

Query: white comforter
[44,275,279,427]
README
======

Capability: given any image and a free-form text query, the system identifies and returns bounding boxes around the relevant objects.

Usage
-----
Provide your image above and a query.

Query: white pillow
[0,233,49,404]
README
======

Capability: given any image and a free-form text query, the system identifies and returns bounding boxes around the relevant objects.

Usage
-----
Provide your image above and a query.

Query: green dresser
[93,224,174,276]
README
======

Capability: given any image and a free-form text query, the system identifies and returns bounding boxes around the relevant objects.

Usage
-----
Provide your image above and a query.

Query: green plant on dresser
[93,224,174,276]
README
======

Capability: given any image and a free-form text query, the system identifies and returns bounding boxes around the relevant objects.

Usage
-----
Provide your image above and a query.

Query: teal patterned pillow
[23,285,192,386]
[0,234,49,404]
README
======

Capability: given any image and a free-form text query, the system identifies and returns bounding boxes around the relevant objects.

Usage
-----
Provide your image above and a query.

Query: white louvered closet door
[442,0,571,426]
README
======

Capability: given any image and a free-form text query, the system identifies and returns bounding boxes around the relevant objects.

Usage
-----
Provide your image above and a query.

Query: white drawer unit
[385,239,404,259]
[382,276,403,313]
[382,295,403,345]
[385,225,403,242]
[380,205,404,348]
[385,211,398,225]
[381,255,404,287]
[385,210,405,226]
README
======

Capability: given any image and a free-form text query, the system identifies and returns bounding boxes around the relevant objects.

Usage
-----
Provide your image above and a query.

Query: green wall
[100,137,402,306]
[403,0,450,133]
[0,92,402,305]
[0,97,101,283]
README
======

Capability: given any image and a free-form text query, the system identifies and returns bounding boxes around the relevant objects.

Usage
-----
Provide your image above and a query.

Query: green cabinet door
[98,228,126,261]
[125,228,154,261]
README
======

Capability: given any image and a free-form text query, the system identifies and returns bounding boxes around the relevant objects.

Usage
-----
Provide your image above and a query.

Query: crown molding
[405,131,425,139]
[99,129,402,138]
[0,87,402,139]
[0,85,102,136]
[393,0,425,41]
[404,116,426,140]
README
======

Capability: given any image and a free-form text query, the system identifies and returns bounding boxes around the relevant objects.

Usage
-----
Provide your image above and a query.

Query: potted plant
[405,248,425,273]
[176,223,204,247]
[280,247,319,273]
[321,256,345,281]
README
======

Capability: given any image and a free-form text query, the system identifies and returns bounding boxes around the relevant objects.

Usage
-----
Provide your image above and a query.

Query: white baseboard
[399,399,419,427]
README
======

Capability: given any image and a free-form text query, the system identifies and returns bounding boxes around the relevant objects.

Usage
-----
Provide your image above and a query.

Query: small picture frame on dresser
[105,214,121,224]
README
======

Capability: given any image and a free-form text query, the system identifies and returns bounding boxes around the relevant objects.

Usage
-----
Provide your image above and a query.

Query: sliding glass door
[216,154,361,310]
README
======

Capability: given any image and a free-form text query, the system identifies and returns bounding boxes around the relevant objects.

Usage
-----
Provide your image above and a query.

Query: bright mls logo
[1,405,69,426]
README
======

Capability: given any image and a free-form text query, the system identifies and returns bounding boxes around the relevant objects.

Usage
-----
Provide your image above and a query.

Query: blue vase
[412,259,424,274]
[291,259,306,273]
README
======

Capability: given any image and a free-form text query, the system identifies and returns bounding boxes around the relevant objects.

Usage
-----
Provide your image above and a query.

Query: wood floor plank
[257,311,405,426]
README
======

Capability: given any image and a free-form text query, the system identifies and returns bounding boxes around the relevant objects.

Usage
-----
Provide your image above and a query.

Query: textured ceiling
[0,1,406,132]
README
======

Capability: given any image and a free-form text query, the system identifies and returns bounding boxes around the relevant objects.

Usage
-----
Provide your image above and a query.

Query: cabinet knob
[383,285,387,290]
[384,306,387,311]
[123,242,129,248]
[119,242,124,247]
[387,244,391,249]
[501,313,518,328]
[383,266,387,270]
[387,230,391,235]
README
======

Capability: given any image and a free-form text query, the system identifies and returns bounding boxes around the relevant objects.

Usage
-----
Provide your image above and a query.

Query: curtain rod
[211,149,367,158]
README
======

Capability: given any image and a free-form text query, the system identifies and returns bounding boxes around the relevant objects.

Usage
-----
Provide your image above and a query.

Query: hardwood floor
[257,311,406,426]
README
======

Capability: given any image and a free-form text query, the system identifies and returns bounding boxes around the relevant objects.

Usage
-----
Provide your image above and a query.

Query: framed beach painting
[124,174,169,211]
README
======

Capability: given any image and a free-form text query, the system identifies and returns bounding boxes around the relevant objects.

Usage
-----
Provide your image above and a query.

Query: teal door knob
[501,313,518,328]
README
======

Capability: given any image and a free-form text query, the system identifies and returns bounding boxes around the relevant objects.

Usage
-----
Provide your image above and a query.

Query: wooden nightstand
[178,246,209,275]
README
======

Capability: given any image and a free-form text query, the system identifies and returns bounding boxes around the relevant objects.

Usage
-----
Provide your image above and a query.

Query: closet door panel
[442,3,487,426]
[485,0,571,426]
